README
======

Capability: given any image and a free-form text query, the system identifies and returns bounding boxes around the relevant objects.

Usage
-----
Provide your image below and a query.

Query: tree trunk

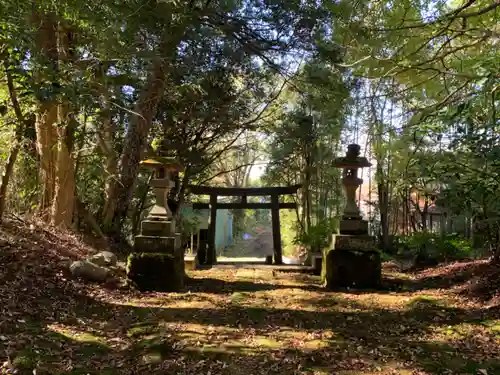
[50,23,77,227]
[97,72,119,222]
[304,157,312,231]
[377,174,390,251]
[299,158,308,232]
[101,121,118,219]
[36,104,58,215]
[131,173,153,235]
[32,12,60,219]
[378,182,390,251]
[51,105,76,226]
[102,18,199,238]
[103,58,168,237]
[421,194,429,231]
[33,13,69,224]
[0,60,26,219]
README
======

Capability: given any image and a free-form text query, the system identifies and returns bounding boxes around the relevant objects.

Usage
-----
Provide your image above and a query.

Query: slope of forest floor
[0,220,499,375]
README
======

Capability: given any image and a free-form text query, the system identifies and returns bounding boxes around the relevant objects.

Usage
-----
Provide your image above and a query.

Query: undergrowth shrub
[396,231,472,264]
[293,218,338,253]
[126,252,183,292]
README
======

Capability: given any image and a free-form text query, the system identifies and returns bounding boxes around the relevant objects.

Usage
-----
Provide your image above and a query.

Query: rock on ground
[88,251,117,267]
[70,260,109,282]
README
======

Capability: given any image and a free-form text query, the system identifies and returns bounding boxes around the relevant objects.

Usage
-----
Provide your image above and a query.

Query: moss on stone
[126,252,184,292]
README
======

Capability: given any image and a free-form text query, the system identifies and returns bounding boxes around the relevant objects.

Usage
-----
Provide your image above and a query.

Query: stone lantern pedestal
[127,156,185,292]
[321,144,381,289]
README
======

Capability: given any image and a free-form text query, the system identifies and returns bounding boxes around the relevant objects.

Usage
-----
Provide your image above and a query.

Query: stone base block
[312,255,322,276]
[184,257,198,271]
[331,234,377,252]
[339,219,368,235]
[141,219,176,237]
[126,252,184,292]
[322,248,381,289]
[134,234,180,253]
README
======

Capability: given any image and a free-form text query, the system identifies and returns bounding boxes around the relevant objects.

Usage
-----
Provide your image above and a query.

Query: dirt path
[222,228,274,258]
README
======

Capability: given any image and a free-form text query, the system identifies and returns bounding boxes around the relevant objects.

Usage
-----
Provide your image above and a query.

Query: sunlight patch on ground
[129,321,337,356]
[481,319,500,335]
[127,297,220,309]
[406,294,445,308]
[365,294,412,308]
[428,321,500,345]
[330,368,415,375]
[47,323,108,346]
[8,263,499,374]
[336,292,413,310]
[217,256,266,262]
[235,268,273,279]
[230,289,328,311]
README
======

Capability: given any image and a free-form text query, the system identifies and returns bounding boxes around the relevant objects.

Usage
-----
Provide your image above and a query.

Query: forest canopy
[0,0,498,262]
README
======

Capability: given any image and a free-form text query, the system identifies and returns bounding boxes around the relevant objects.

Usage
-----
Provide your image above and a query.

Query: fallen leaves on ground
[0,220,499,375]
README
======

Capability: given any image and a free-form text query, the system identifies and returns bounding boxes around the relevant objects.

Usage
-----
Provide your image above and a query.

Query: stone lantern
[322,143,381,290]
[135,156,183,242]
[128,155,185,292]
[140,157,182,222]
[332,144,372,235]
[128,154,186,292]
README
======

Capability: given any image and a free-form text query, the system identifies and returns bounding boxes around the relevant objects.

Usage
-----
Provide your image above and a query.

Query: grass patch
[127,321,160,338]
[412,341,500,374]
[230,291,251,304]
[253,336,284,349]
[478,319,500,335]
[406,294,444,308]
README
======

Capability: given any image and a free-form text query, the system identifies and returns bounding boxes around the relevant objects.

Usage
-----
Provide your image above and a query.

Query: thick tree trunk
[51,105,76,226]
[32,12,60,218]
[36,104,58,214]
[49,23,77,227]
[173,167,190,221]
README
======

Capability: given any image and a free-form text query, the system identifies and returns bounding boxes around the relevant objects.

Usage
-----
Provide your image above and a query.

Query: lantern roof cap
[333,143,372,168]
[333,157,372,168]
[140,157,184,172]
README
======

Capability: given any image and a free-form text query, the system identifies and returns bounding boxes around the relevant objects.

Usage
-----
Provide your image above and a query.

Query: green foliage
[8,149,39,213]
[126,253,183,292]
[263,59,348,232]
[293,218,338,252]
[279,209,300,256]
[1,0,498,257]
[397,232,473,264]
[182,215,202,236]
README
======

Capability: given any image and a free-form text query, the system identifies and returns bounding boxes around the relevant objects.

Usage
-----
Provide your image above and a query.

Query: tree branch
[370,1,500,32]
[198,161,266,185]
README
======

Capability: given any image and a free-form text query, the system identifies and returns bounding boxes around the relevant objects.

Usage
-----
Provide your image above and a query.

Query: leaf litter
[0,219,499,374]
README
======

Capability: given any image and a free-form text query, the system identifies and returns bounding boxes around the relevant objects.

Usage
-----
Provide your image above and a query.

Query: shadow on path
[1,225,499,375]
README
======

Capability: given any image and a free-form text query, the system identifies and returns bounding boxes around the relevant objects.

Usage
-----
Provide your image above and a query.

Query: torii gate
[188,184,301,265]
